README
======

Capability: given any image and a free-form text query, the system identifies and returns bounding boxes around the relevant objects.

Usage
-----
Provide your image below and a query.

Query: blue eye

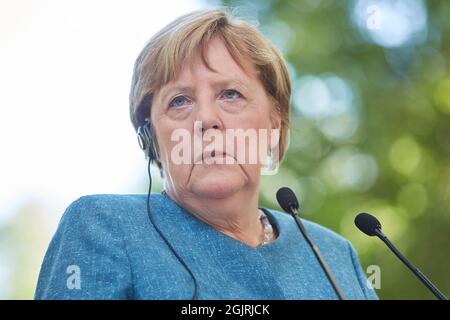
[221,89,241,100]
[169,96,190,108]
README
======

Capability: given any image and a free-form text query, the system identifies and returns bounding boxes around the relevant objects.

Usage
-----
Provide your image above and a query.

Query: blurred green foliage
[220,0,450,299]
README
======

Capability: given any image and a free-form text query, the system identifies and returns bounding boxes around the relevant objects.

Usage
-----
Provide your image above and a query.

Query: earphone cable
[145,158,199,300]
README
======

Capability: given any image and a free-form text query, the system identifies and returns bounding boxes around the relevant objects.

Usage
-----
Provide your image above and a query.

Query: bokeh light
[352,0,427,48]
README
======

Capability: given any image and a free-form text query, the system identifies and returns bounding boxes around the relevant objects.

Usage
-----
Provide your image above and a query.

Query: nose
[194,98,223,133]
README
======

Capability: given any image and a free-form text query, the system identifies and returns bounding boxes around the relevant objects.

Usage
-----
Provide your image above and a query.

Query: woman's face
[151,36,280,200]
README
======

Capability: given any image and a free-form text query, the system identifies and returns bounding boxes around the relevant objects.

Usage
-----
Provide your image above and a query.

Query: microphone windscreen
[355,212,382,236]
[276,187,299,213]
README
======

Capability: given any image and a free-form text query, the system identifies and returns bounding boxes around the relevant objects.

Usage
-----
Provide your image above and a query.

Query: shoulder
[265,208,378,299]
[56,193,182,241]
[35,193,174,299]
[64,193,147,213]
[59,193,169,225]
[264,208,358,271]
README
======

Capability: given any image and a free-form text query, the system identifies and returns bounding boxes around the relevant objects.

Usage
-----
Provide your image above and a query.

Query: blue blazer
[35,193,378,300]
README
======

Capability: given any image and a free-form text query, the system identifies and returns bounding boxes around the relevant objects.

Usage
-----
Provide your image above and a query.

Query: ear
[270,112,281,131]
[268,99,282,127]
[269,107,282,150]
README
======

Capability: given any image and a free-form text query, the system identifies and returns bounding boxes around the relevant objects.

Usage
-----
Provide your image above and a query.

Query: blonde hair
[129,8,291,168]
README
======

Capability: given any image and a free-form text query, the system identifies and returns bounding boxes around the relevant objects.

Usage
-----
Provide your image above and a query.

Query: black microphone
[355,212,448,300]
[276,187,346,300]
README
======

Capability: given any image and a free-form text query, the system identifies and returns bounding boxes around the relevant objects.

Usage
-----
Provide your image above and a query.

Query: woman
[35,8,378,300]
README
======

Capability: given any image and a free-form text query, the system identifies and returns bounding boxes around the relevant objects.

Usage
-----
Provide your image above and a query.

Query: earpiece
[137,122,157,161]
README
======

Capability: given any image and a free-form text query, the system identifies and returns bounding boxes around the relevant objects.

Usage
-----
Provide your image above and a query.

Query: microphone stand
[289,206,346,300]
[374,228,447,300]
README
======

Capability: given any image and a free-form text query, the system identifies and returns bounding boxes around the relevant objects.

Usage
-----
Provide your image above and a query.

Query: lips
[195,149,231,164]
